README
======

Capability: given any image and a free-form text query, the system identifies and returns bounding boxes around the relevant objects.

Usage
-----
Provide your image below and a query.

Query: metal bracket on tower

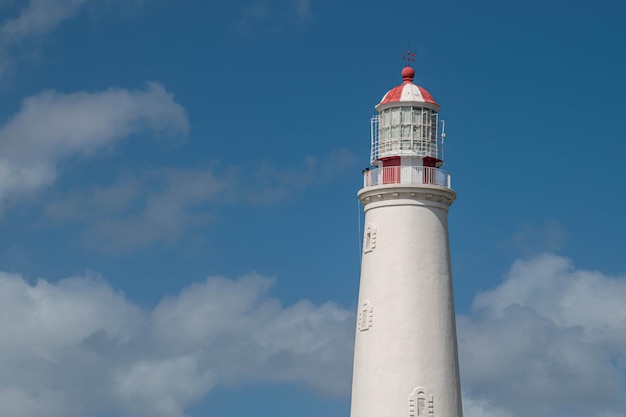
[441,120,446,162]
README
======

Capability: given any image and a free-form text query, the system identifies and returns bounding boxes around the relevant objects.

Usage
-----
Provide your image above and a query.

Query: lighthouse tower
[350,55,463,417]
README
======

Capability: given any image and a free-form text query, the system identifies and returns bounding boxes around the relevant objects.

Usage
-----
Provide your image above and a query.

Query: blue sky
[0,1,625,416]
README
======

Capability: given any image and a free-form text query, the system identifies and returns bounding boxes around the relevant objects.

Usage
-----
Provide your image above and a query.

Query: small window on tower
[358,300,373,331]
[409,387,433,417]
[363,225,376,253]
[417,392,426,416]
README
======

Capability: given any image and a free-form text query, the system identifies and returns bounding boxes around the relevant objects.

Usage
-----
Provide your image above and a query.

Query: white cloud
[462,396,513,417]
[1,0,98,41]
[294,0,312,20]
[246,148,355,204]
[113,355,216,417]
[0,0,136,76]
[508,220,566,254]
[0,271,354,417]
[0,83,189,204]
[78,166,231,251]
[236,0,313,35]
[4,252,624,417]
[459,254,626,417]
[41,149,354,252]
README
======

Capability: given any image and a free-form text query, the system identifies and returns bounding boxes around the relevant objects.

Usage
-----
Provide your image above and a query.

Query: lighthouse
[350,53,463,417]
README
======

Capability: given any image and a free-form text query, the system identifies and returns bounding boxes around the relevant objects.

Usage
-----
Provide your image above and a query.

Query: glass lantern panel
[381,109,390,126]
[402,125,411,138]
[391,108,401,125]
[430,113,438,141]
[412,125,419,139]
[413,108,421,124]
[401,107,412,123]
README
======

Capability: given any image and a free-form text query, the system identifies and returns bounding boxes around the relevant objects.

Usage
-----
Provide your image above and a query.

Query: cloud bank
[459,254,626,417]
[0,271,354,417]
[2,254,625,417]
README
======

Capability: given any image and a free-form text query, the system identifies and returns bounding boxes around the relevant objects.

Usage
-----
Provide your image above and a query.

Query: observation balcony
[362,166,451,189]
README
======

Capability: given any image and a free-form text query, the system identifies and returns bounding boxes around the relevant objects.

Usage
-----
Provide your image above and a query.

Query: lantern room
[370,65,444,169]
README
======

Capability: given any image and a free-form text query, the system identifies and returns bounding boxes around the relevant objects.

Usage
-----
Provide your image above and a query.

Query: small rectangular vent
[409,388,434,417]
[358,300,373,332]
[363,225,377,254]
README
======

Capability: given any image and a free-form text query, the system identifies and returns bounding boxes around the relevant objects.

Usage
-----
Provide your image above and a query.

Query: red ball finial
[401,66,415,83]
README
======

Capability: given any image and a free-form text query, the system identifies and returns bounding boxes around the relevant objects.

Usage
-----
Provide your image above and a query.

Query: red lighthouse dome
[377,65,439,110]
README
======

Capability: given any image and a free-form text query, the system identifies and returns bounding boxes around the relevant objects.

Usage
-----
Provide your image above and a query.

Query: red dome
[377,66,439,108]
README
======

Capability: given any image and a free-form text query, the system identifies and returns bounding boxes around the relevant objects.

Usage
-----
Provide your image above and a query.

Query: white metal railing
[370,115,379,162]
[363,166,451,189]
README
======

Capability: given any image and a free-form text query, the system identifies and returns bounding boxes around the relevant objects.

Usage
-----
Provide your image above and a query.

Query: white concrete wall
[350,184,463,417]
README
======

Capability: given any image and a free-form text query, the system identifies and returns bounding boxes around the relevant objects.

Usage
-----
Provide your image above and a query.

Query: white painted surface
[350,183,463,417]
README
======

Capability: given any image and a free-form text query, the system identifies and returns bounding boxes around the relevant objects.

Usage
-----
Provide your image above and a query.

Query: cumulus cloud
[4,252,624,417]
[0,271,354,417]
[459,254,626,417]
[0,83,189,205]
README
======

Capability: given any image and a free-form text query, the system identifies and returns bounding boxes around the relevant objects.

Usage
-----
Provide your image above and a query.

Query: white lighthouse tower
[350,53,463,417]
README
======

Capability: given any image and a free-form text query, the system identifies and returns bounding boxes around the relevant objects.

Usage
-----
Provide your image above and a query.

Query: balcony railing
[363,166,451,189]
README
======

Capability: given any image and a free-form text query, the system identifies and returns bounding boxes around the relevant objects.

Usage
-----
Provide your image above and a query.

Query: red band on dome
[380,85,404,104]
[417,86,436,104]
